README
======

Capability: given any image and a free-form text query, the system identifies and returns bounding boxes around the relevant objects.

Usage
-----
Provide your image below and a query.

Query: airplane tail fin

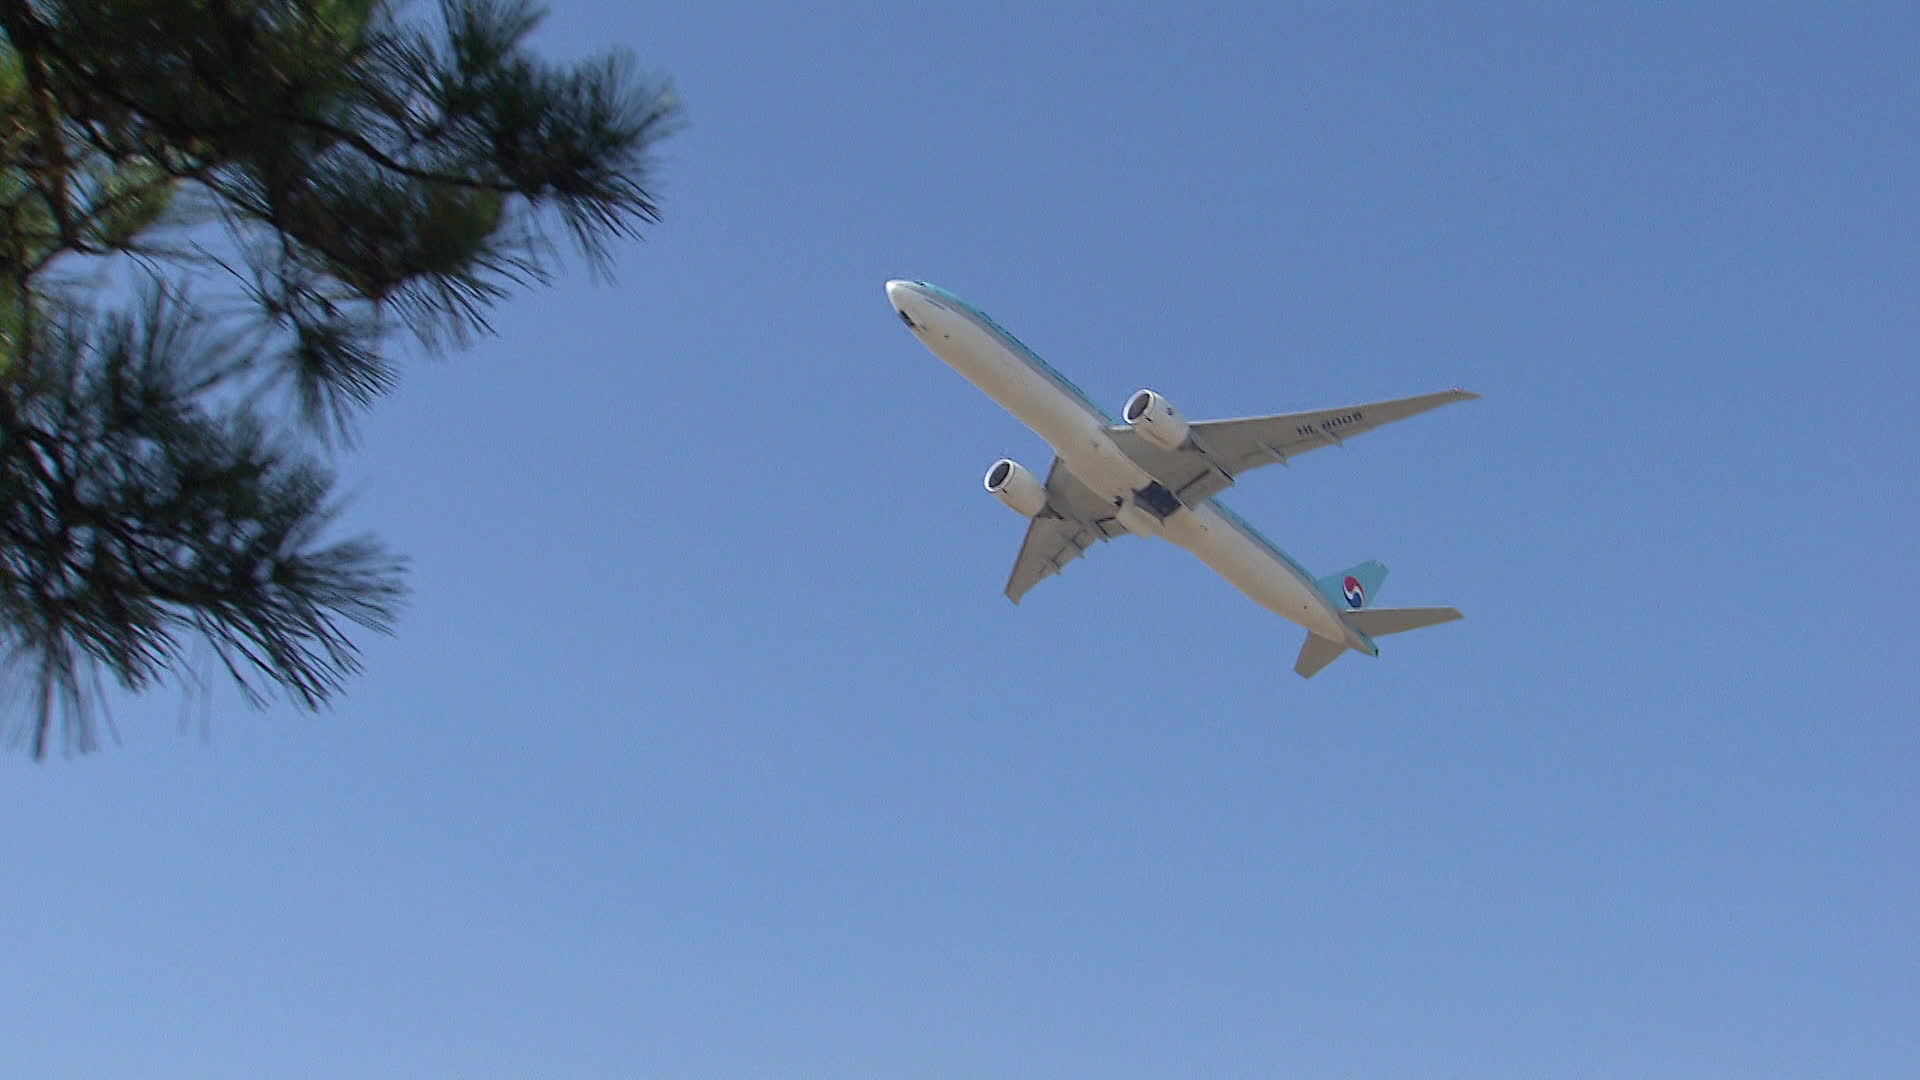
[1316,559,1389,611]
[1292,606,1465,679]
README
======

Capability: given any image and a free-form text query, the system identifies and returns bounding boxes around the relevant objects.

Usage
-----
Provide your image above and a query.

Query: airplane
[885,278,1477,678]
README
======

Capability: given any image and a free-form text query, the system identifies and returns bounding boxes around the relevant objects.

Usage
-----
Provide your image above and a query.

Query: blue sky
[6,3,1918,1077]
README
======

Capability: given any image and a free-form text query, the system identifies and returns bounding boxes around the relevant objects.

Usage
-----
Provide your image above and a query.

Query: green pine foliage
[0,0,680,756]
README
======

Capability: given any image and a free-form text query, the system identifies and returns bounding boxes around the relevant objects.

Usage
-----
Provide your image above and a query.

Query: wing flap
[1193,388,1480,478]
[1003,459,1129,603]
[1107,388,1479,495]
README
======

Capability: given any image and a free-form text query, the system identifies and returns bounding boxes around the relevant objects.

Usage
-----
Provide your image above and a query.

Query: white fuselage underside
[891,282,1358,647]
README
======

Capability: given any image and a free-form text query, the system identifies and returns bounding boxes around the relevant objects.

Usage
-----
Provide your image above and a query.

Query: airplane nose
[886,279,923,329]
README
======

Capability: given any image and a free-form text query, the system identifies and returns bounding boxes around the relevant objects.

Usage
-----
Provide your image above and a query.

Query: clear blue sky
[7,3,1918,1077]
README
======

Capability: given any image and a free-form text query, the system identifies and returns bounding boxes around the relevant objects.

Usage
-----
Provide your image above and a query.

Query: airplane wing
[1109,388,1479,501]
[1004,458,1130,604]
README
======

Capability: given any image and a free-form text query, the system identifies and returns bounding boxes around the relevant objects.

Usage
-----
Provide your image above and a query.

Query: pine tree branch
[2,0,675,754]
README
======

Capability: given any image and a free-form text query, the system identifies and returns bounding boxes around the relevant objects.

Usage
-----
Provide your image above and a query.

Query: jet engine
[1123,389,1190,452]
[984,458,1049,517]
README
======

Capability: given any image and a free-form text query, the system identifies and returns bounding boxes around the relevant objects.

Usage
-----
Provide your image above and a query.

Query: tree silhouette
[1,0,680,756]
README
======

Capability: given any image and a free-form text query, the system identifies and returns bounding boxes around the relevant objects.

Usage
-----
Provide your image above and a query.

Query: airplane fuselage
[887,279,1371,652]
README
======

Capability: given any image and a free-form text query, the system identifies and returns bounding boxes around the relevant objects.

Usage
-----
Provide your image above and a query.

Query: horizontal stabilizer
[1294,634,1347,679]
[1342,607,1463,637]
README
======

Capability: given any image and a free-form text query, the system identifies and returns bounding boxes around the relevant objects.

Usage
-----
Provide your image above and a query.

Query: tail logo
[1342,575,1366,608]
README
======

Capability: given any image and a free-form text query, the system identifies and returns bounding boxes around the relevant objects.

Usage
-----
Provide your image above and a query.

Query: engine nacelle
[983,458,1049,517]
[1123,389,1190,452]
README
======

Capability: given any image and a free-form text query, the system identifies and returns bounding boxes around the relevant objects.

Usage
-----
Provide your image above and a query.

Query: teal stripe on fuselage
[1206,497,1319,586]
[1215,496,1373,650]
[917,282,1116,423]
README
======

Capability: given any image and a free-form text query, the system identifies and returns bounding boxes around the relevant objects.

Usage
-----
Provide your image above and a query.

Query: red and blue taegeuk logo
[1342,575,1365,608]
